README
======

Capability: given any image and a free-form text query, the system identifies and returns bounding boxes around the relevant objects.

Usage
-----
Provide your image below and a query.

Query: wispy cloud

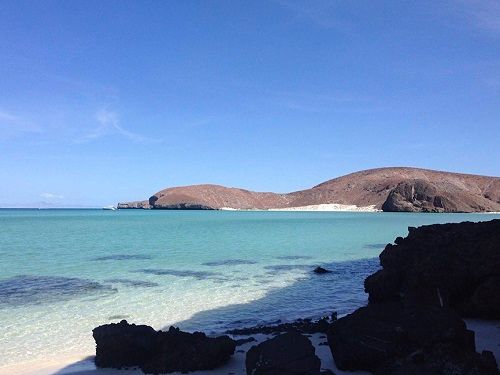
[40,192,64,200]
[79,109,153,143]
[456,0,500,35]
[0,108,41,134]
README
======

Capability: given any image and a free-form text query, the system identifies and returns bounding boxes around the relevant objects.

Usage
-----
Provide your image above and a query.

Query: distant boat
[102,206,117,210]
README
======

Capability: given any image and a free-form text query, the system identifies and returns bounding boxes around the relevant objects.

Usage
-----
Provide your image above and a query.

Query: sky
[0,0,499,207]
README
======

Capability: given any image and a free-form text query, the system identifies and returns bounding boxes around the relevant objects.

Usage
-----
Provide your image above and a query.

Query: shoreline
[3,317,498,375]
[220,204,381,212]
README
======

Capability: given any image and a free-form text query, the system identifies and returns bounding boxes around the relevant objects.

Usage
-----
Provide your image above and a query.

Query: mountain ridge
[118,167,500,212]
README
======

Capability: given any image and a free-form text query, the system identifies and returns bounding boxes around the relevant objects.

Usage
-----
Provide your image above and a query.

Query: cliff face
[118,167,500,212]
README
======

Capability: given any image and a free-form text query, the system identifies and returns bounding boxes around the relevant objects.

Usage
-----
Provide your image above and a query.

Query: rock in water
[327,303,499,375]
[313,266,331,274]
[364,219,500,319]
[93,321,236,373]
[246,331,321,375]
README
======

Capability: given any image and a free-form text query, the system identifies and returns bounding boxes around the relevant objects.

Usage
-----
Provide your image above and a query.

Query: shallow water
[0,209,498,368]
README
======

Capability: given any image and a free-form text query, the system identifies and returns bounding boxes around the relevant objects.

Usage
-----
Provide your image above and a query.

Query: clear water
[0,209,498,368]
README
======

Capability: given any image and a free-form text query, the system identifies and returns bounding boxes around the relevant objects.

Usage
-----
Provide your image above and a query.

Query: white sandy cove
[220,204,381,212]
[4,320,499,375]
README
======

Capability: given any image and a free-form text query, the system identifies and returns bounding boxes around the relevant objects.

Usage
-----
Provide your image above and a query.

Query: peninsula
[118,167,500,213]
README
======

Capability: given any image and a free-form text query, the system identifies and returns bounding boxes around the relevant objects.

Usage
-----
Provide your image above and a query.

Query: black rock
[226,315,333,335]
[313,267,331,274]
[364,220,500,319]
[246,331,321,375]
[93,320,157,368]
[93,320,236,373]
[327,303,499,375]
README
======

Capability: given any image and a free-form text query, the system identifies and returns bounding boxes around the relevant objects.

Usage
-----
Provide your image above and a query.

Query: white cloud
[79,109,151,143]
[40,192,64,200]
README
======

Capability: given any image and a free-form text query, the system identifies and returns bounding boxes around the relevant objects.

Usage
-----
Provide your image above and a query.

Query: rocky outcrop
[93,320,236,373]
[246,331,321,375]
[364,219,500,318]
[381,179,458,212]
[328,219,500,374]
[327,303,498,375]
[118,167,500,212]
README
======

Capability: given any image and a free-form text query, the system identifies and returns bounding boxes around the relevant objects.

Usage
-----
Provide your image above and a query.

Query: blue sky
[0,0,499,207]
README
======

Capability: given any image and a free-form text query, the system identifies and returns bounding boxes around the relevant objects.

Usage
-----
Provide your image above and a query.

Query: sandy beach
[1,333,369,375]
[219,204,381,212]
[3,319,498,375]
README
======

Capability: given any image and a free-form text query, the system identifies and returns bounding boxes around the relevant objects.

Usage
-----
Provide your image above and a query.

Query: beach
[3,319,498,375]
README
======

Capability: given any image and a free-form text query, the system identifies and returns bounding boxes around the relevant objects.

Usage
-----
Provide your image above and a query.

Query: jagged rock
[313,266,331,274]
[381,180,458,212]
[327,303,498,375]
[246,331,321,374]
[226,316,334,335]
[382,344,499,375]
[93,320,157,368]
[364,220,500,318]
[93,320,236,373]
[142,326,236,373]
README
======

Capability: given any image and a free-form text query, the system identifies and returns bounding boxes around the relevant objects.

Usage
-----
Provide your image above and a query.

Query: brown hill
[118,167,500,212]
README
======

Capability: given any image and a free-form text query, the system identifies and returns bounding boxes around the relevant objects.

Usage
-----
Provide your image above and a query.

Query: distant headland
[118,167,500,213]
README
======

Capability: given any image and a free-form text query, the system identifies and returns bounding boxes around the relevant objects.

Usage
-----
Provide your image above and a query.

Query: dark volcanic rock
[246,331,321,375]
[313,266,331,274]
[142,326,236,374]
[226,315,335,335]
[382,344,499,375]
[364,220,500,318]
[93,320,157,368]
[327,303,498,375]
[93,320,236,373]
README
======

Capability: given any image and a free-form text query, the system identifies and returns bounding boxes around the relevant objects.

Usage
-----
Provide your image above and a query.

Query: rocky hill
[118,167,500,212]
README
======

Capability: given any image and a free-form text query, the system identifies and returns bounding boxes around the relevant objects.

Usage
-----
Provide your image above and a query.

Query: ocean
[1,209,498,370]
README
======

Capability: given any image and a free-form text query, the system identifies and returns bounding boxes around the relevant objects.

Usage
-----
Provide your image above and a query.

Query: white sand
[220,204,380,212]
[268,204,380,212]
[5,320,498,375]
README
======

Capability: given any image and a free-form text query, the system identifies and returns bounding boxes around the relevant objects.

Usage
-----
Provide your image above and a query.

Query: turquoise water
[0,209,499,369]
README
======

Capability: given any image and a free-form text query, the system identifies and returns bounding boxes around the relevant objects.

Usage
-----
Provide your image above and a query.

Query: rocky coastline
[117,167,500,213]
[93,219,500,374]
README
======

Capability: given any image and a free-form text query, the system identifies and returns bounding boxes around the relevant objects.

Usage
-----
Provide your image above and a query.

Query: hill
[117,167,500,212]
